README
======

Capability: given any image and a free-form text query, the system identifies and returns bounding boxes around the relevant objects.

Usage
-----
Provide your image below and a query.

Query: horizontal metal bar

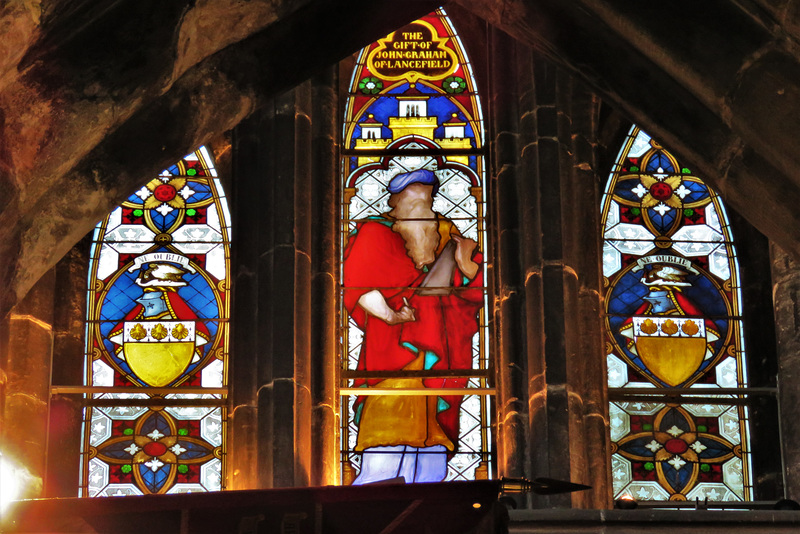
[341,449,489,456]
[605,314,745,320]
[342,369,490,379]
[340,387,495,396]
[609,387,776,395]
[51,386,227,395]
[342,148,485,157]
[344,91,480,98]
[340,285,488,291]
[84,399,226,408]
[608,395,755,406]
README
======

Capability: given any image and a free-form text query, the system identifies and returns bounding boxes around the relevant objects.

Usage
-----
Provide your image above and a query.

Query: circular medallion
[143,441,168,457]
[154,184,177,202]
[664,438,689,455]
[604,257,731,388]
[649,182,673,201]
[654,236,673,249]
[155,233,172,244]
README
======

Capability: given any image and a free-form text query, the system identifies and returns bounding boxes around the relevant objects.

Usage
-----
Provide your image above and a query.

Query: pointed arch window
[78,147,230,496]
[340,9,492,484]
[601,127,752,502]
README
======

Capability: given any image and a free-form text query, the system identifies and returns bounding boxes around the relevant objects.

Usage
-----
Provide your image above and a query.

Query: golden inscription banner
[366,20,458,82]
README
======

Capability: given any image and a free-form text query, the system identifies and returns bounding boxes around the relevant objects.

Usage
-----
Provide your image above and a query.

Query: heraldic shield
[632,316,707,386]
[614,259,723,388]
[106,258,212,388]
[122,321,196,387]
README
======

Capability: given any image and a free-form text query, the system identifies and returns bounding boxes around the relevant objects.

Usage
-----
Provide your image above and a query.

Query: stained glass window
[81,147,229,496]
[602,127,752,502]
[340,9,492,484]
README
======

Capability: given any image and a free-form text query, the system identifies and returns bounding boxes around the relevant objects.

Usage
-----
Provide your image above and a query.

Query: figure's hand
[358,290,416,324]
[452,235,479,280]
[386,297,416,325]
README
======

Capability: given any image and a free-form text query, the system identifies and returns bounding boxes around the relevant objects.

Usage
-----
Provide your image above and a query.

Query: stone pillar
[489,32,610,508]
[489,27,529,490]
[555,72,611,509]
[771,243,800,500]
[308,67,340,487]
[231,73,337,489]
[0,269,56,499]
[231,83,313,489]
[229,108,265,490]
[46,241,90,497]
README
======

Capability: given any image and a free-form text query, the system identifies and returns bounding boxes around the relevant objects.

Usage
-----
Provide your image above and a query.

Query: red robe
[343,217,484,446]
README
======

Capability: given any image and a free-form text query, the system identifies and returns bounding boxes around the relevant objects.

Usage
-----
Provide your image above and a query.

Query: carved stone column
[0,269,56,499]
[309,67,340,487]
[489,27,528,490]
[231,71,338,489]
[488,31,610,508]
[771,243,800,500]
[46,242,91,497]
[230,84,313,489]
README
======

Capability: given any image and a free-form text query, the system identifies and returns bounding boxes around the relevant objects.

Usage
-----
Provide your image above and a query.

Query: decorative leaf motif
[640,318,658,335]
[681,319,699,336]
[130,323,147,341]
[172,323,189,340]
[661,319,679,336]
[151,323,168,341]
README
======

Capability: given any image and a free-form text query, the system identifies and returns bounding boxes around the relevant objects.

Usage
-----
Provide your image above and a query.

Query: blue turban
[387,169,439,197]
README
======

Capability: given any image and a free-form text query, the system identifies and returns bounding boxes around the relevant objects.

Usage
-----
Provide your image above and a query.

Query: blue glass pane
[139,463,171,493]
[141,412,170,435]
[179,441,212,460]
[98,441,134,460]
[620,435,659,457]
[612,178,646,203]
[647,207,677,233]
[681,180,710,203]
[185,182,213,203]
[126,192,146,205]
[645,152,675,173]
[149,209,179,232]
[662,462,692,493]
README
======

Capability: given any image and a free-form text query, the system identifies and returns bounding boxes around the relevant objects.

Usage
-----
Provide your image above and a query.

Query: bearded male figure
[343,169,483,484]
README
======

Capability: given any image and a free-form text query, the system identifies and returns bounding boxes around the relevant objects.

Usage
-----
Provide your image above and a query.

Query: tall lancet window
[602,127,752,502]
[340,9,492,484]
[80,147,230,496]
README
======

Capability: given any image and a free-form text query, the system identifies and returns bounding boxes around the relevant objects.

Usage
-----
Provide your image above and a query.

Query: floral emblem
[443,76,466,94]
[630,169,693,216]
[358,76,383,95]
[135,174,197,216]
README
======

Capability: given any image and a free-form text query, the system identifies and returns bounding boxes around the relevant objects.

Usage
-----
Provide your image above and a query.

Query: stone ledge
[509,508,800,532]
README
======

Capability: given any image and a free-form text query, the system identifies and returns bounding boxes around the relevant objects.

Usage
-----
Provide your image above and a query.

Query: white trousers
[353,445,447,485]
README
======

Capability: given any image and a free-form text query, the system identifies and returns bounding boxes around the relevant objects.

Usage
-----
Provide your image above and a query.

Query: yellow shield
[123,321,195,387]
[635,337,707,386]
[633,317,707,386]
